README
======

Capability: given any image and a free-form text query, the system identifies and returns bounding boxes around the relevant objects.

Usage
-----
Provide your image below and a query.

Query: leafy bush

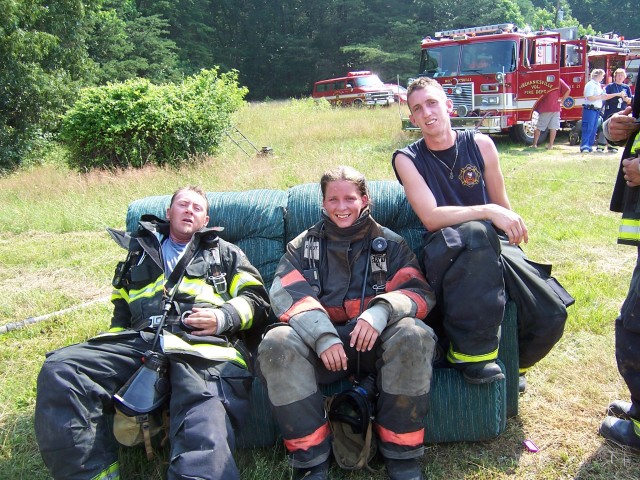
[61,69,247,170]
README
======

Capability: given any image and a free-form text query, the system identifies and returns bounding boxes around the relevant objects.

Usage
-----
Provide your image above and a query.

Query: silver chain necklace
[425,133,458,180]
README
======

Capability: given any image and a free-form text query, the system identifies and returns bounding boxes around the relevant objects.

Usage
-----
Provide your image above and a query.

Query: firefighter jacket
[269,209,436,355]
[610,74,640,246]
[106,216,270,363]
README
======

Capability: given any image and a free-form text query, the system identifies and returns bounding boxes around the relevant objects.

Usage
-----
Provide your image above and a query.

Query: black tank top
[392,129,489,215]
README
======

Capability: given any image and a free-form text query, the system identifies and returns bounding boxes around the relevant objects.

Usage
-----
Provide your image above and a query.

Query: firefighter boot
[384,458,424,480]
[293,457,329,480]
[460,361,505,385]
[607,400,640,420]
[599,416,640,451]
[518,374,527,393]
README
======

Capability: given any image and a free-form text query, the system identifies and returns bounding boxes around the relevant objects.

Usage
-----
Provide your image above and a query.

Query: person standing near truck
[601,68,633,153]
[531,78,571,149]
[581,69,625,153]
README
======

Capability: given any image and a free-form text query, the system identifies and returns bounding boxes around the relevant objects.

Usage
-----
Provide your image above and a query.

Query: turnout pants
[257,318,436,468]
[616,247,640,419]
[35,332,252,480]
[423,220,567,369]
[422,221,505,364]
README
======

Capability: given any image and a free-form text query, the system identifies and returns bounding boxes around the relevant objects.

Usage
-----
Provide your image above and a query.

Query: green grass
[1,100,639,478]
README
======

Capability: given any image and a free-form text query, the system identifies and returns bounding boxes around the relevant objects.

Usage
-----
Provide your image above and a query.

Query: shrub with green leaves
[61,69,247,170]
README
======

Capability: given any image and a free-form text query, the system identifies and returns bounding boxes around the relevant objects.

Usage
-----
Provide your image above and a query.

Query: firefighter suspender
[204,243,229,299]
[369,237,387,294]
[303,234,322,295]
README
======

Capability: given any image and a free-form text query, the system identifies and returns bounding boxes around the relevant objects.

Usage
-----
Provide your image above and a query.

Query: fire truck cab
[312,71,395,107]
[405,23,640,145]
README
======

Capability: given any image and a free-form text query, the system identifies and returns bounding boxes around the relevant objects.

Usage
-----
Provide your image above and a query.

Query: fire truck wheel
[568,121,581,146]
[352,98,364,108]
[509,123,544,146]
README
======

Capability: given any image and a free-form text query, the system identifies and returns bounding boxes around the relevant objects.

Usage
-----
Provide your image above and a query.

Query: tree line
[1,0,637,171]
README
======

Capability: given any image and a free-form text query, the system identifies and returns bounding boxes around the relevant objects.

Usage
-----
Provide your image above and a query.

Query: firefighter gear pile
[258,209,437,478]
[34,217,269,480]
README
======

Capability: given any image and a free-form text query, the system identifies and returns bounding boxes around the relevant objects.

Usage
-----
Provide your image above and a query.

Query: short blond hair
[591,68,605,79]
[406,77,446,109]
[170,186,209,211]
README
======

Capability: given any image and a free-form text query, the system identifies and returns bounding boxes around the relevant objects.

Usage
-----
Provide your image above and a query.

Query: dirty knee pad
[380,318,436,396]
[258,326,319,406]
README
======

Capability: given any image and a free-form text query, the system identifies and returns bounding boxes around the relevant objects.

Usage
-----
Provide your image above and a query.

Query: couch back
[125,181,424,287]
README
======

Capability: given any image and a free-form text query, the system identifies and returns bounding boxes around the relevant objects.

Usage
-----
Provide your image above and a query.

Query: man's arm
[395,136,527,244]
[560,80,571,103]
[186,243,270,337]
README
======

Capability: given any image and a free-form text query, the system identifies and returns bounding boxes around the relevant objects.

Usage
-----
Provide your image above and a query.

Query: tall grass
[0,100,638,478]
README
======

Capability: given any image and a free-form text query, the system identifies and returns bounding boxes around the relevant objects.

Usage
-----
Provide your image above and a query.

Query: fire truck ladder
[586,35,640,55]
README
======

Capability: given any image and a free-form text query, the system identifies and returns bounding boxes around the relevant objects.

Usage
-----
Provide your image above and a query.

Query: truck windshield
[460,40,517,73]
[353,75,384,87]
[419,45,459,77]
[420,40,517,76]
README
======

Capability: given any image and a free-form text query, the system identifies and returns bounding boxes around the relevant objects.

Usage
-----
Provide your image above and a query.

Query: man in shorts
[532,79,570,149]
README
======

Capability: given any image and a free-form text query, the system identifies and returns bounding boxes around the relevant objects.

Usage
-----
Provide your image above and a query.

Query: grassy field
[1,99,639,479]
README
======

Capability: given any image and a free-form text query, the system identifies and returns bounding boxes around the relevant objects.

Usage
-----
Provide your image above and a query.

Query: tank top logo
[459,164,481,187]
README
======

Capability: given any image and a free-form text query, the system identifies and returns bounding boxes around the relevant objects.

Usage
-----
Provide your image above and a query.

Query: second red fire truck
[404,23,640,145]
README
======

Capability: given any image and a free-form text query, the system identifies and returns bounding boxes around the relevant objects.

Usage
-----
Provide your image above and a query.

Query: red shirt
[535,79,570,113]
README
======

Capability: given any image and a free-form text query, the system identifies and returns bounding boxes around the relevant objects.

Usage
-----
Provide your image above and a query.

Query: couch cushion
[125,189,287,288]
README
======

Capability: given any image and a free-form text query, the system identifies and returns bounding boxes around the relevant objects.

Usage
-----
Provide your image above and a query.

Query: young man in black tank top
[392,77,569,392]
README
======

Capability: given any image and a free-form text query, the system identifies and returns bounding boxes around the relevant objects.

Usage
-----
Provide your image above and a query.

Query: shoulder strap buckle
[206,245,228,295]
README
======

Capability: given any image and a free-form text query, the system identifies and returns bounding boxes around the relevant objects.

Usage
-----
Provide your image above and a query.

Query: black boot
[384,458,424,480]
[292,457,330,480]
[599,416,640,451]
[607,400,640,420]
[518,374,527,393]
[460,361,505,385]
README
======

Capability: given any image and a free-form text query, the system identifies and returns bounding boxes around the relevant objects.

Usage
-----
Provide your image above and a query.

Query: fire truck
[312,71,395,107]
[403,23,640,145]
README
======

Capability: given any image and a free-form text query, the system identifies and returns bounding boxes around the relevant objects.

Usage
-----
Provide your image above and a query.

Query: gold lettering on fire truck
[520,79,554,96]
[458,165,481,187]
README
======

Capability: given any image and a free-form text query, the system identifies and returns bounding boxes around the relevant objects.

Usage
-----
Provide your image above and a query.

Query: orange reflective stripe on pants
[283,422,331,452]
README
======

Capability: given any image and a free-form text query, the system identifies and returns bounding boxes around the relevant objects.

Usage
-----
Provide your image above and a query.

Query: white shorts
[536,111,560,131]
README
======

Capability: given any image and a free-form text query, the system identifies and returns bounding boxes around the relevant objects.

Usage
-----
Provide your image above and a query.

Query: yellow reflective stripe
[229,271,263,297]
[619,218,640,242]
[178,277,225,306]
[631,131,640,154]
[111,288,129,303]
[226,296,253,329]
[633,418,640,437]
[108,327,126,333]
[128,275,164,302]
[91,462,119,480]
[446,345,499,364]
[161,331,247,368]
[519,367,529,375]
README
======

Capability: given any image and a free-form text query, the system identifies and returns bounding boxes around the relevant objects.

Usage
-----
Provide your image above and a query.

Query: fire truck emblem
[458,165,481,187]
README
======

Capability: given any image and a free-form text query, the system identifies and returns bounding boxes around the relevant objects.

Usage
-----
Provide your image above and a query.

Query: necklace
[425,132,458,180]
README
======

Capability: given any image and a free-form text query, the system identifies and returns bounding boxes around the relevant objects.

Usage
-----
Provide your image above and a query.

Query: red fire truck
[403,23,640,145]
[312,71,395,107]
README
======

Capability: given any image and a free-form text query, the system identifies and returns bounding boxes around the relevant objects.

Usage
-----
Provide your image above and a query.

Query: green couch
[126,181,518,448]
